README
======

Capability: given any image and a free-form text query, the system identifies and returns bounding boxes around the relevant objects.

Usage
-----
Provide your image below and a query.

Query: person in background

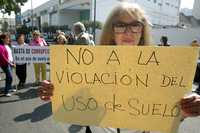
[67,32,75,44]
[158,36,170,46]
[4,34,14,66]
[190,39,200,94]
[89,34,95,45]
[30,30,47,84]
[73,21,94,132]
[56,34,68,44]
[190,39,200,59]
[54,30,65,43]
[73,22,91,45]
[15,34,28,89]
[191,39,200,47]
[38,2,200,133]
[4,34,16,92]
[54,30,61,41]
[0,34,15,96]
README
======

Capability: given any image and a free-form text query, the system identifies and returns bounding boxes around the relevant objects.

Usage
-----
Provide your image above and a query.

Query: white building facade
[193,0,200,20]
[22,0,91,30]
[22,0,181,30]
[92,0,181,26]
[58,0,90,27]
[21,0,60,29]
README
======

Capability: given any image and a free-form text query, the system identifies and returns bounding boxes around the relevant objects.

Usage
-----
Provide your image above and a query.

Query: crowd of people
[0,2,200,133]
[0,21,94,97]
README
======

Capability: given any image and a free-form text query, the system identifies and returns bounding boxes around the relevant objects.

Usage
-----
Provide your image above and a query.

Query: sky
[0,0,195,18]
[0,0,49,18]
[21,0,49,13]
[180,0,195,9]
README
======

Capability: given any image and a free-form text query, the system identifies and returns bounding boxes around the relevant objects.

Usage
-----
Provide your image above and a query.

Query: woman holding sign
[15,34,28,89]
[38,2,200,133]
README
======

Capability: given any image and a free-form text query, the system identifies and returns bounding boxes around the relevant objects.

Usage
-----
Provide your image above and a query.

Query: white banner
[12,46,50,63]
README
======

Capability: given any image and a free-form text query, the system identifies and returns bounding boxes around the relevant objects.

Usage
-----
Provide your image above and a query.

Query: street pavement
[0,64,200,133]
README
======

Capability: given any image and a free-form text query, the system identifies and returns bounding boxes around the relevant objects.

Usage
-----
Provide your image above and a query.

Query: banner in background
[13,46,49,63]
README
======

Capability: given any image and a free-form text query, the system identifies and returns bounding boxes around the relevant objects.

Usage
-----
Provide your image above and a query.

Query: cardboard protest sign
[13,46,49,63]
[50,45,198,133]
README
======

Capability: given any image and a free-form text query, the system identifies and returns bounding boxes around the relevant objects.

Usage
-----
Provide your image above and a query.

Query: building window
[154,0,157,3]
[158,3,162,6]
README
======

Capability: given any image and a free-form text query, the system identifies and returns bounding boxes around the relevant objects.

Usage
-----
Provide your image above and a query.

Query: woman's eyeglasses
[113,21,144,34]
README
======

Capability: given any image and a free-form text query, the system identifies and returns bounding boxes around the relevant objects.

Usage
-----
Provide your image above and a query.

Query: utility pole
[31,0,33,31]
[93,0,96,43]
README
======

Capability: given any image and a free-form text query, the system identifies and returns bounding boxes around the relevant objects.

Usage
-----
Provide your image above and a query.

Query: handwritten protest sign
[50,45,198,133]
[12,46,49,63]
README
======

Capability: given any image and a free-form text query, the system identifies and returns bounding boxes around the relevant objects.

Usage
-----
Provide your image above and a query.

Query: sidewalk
[0,64,87,133]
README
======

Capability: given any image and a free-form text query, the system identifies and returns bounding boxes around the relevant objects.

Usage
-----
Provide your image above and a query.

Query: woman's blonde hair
[100,2,152,46]
[32,30,40,36]
[57,34,67,44]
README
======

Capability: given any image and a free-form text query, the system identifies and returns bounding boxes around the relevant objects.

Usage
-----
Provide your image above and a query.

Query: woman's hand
[10,62,16,67]
[38,80,54,101]
[180,93,200,117]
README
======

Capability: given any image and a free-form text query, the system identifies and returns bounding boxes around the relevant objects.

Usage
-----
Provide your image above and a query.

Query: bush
[82,20,103,30]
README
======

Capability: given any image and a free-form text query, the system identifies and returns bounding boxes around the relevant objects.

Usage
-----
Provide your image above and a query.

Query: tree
[82,20,103,30]
[0,0,28,15]
[16,25,29,34]
[2,21,8,32]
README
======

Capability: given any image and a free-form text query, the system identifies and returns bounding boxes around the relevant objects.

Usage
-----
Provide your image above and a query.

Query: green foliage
[0,0,28,15]
[16,25,70,35]
[16,25,38,34]
[81,20,103,30]
[42,25,70,33]
[2,21,8,32]
[42,22,49,27]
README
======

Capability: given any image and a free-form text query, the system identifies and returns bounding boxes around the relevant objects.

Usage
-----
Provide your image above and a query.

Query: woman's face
[57,38,65,44]
[73,27,80,36]
[3,36,10,45]
[17,35,25,45]
[113,14,143,46]
[33,34,40,40]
